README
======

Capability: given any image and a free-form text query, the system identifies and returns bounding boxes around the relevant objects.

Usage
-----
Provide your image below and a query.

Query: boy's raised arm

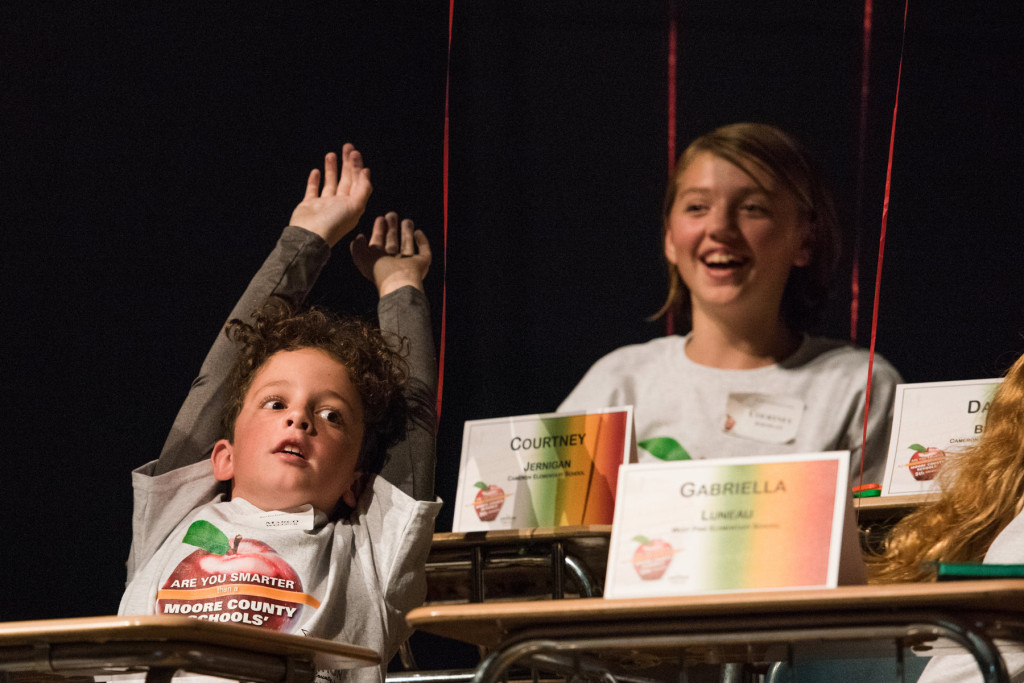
[153,146,372,474]
[352,213,437,502]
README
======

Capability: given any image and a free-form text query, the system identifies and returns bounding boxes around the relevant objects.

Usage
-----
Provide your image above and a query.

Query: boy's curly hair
[221,298,409,475]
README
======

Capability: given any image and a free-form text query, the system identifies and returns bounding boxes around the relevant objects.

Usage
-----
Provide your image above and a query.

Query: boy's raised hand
[289,144,372,247]
[350,212,431,296]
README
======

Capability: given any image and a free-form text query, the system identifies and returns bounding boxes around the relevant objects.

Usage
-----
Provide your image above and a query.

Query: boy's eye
[683,202,707,214]
[317,408,343,425]
[260,398,286,410]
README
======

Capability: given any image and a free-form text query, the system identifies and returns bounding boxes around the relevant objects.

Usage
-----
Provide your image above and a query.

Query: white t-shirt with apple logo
[119,458,441,682]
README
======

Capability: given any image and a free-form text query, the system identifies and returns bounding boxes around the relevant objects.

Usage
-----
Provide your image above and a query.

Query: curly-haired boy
[118,145,440,683]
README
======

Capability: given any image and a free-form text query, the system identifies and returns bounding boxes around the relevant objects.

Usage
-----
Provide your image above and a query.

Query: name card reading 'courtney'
[452,408,635,532]
[881,378,1003,496]
[604,452,850,598]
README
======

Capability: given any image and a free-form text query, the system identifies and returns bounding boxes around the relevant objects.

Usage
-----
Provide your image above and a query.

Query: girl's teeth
[705,253,739,265]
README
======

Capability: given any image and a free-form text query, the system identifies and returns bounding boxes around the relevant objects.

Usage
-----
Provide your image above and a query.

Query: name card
[604,452,850,598]
[881,378,1002,496]
[452,408,635,532]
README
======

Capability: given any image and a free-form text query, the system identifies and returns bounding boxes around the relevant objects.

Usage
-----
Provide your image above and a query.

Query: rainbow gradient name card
[452,407,635,532]
[604,451,850,598]
[881,378,1002,496]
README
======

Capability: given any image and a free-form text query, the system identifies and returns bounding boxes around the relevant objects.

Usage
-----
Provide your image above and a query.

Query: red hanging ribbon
[437,0,454,425]
[666,0,678,336]
[860,0,909,489]
[851,0,874,343]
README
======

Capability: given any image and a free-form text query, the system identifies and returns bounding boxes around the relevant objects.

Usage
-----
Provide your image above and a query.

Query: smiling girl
[560,123,902,484]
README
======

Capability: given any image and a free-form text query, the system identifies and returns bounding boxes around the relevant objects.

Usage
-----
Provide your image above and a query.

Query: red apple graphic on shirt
[907,443,945,481]
[473,481,505,521]
[158,520,304,632]
[631,535,674,581]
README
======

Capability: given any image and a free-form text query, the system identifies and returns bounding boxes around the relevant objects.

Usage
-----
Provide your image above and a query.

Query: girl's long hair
[868,352,1024,583]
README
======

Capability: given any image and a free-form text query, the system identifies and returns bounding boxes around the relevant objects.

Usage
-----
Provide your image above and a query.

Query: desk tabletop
[430,525,612,547]
[854,493,937,520]
[0,615,379,672]
[408,579,1024,648]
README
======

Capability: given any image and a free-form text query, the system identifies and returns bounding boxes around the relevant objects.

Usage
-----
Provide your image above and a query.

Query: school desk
[855,492,935,517]
[425,525,612,603]
[407,579,1024,683]
[422,496,933,605]
[856,493,938,552]
[0,615,379,683]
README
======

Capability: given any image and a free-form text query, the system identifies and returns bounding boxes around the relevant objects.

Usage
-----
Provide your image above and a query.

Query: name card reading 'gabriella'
[604,451,850,598]
[452,408,635,532]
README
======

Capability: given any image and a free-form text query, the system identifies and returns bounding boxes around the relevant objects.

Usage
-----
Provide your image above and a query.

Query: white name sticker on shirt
[256,504,317,531]
[723,393,804,444]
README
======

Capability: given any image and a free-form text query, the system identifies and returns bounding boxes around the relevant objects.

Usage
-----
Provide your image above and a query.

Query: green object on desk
[936,562,1024,581]
[852,488,881,498]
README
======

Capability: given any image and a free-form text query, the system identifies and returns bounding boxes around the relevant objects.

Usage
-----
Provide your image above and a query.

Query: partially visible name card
[881,378,1002,496]
[604,452,849,598]
[452,407,635,532]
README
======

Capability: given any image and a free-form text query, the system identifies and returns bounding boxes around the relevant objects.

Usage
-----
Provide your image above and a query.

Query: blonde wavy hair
[868,352,1024,583]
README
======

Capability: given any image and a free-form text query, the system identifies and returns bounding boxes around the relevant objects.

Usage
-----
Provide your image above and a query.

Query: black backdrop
[3,0,1023,640]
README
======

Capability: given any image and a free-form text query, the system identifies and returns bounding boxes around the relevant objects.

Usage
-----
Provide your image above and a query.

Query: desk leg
[469,617,1014,683]
[720,662,746,682]
[472,640,561,683]
[471,547,485,603]
[564,554,598,598]
[930,617,1009,683]
[551,542,565,600]
[473,641,647,683]
[145,667,176,683]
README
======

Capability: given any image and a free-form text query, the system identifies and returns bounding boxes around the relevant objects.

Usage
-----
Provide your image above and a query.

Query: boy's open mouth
[276,441,306,459]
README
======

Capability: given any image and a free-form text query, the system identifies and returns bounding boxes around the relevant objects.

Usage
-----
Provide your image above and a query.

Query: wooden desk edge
[431,525,613,547]
[0,616,380,669]
[408,579,1024,648]
[855,493,938,516]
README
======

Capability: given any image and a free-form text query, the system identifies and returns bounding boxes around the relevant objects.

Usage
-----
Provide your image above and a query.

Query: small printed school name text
[680,480,786,497]
[163,598,298,618]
